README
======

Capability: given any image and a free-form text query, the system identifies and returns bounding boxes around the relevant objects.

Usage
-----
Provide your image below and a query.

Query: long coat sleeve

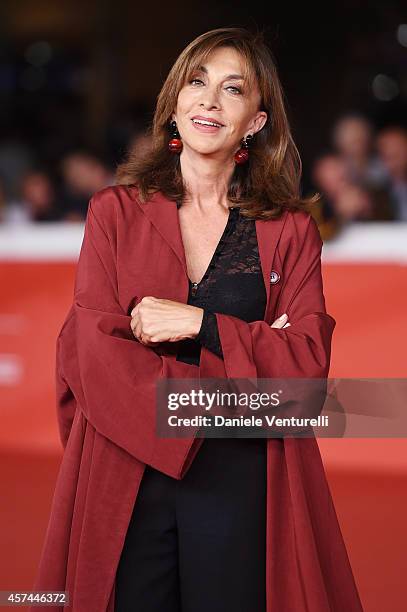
[31,185,364,612]
[55,196,202,477]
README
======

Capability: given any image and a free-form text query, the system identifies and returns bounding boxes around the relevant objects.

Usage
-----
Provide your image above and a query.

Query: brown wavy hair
[115,26,320,219]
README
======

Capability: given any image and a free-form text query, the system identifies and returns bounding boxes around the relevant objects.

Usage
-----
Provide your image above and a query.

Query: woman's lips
[191,119,223,133]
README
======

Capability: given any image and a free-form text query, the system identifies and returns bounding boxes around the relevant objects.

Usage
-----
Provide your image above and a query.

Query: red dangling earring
[234,133,253,165]
[168,120,183,154]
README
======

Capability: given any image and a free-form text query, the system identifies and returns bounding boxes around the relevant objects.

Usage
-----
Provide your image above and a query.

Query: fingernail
[279,313,288,319]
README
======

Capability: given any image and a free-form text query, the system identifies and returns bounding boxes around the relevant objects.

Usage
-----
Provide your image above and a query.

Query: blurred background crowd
[0,0,406,242]
[1,115,407,238]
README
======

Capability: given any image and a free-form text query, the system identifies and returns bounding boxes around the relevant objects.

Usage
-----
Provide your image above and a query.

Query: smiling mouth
[191,118,224,128]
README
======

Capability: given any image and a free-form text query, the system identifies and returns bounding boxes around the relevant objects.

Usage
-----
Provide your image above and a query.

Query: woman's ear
[249,110,268,136]
[254,110,268,134]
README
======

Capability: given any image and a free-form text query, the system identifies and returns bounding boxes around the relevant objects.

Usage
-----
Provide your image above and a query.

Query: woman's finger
[270,313,288,328]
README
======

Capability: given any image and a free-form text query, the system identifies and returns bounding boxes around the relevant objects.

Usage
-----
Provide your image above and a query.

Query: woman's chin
[183,143,231,159]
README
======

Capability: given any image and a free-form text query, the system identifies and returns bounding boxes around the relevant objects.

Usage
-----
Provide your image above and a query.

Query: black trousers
[115,437,267,612]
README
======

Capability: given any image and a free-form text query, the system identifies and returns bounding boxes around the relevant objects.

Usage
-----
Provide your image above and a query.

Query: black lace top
[176,206,267,366]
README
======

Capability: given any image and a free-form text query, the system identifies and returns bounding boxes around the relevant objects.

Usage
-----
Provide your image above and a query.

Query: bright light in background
[396,23,407,47]
[372,74,399,101]
[24,41,52,67]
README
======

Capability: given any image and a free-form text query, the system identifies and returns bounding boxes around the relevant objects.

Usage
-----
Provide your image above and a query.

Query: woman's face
[172,46,267,159]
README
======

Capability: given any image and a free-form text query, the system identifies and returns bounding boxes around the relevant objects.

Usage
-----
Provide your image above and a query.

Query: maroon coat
[31,185,364,611]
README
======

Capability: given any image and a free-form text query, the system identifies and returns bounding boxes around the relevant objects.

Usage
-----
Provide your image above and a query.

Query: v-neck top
[176,206,267,366]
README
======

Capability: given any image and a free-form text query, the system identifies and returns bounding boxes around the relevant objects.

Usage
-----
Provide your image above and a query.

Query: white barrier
[0,222,406,262]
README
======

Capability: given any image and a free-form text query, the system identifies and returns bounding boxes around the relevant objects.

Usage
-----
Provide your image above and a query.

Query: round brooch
[270,270,281,284]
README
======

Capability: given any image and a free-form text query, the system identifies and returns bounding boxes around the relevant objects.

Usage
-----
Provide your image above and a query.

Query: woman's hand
[271,313,291,328]
[130,297,290,347]
[130,296,203,346]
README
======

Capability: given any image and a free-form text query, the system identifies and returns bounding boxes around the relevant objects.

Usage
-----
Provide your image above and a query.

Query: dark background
[0,0,406,177]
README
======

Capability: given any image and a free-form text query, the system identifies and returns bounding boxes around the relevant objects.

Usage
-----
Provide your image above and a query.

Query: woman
[31,27,364,612]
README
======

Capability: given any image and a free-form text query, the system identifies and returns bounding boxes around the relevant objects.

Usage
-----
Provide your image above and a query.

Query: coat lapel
[136,188,288,325]
[137,190,188,277]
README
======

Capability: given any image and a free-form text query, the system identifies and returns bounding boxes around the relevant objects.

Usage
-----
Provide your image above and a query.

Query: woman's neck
[179,147,235,212]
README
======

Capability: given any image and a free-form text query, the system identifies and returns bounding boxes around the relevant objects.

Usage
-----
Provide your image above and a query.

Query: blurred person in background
[376,126,407,221]
[0,129,34,204]
[332,113,387,186]
[1,170,61,224]
[59,151,114,221]
[331,113,394,221]
[311,153,374,239]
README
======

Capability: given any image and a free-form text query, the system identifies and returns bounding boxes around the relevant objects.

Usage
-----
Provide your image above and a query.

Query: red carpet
[0,260,406,610]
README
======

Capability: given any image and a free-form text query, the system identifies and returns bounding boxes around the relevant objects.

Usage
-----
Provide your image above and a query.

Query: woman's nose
[199,87,221,108]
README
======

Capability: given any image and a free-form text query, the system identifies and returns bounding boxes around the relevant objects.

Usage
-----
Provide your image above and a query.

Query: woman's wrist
[188,306,205,338]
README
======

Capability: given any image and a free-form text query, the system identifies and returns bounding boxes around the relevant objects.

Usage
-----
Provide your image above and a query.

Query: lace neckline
[187,207,239,287]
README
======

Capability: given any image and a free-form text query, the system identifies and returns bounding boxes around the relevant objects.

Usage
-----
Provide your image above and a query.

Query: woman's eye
[226,86,242,94]
[189,79,241,94]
